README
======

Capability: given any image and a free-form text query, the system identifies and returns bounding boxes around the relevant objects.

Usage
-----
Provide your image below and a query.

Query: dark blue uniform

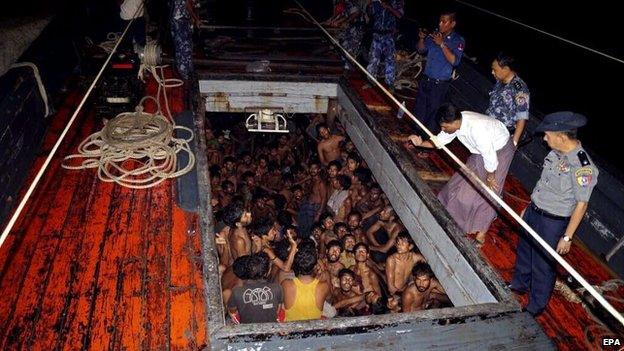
[511,112,598,316]
[412,32,464,135]
[366,0,404,86]
[338,0,365,67]
[170,0,194,80]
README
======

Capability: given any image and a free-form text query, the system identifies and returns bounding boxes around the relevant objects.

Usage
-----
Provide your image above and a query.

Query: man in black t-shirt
[227,252,284,324]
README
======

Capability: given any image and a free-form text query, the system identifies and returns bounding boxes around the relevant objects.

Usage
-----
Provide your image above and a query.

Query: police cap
[535,111,587,132]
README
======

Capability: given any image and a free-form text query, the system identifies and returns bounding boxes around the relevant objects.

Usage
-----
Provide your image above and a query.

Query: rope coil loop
[62,92,195,189]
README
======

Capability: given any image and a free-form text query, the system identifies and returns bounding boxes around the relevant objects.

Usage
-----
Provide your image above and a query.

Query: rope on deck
[291,0,624,327]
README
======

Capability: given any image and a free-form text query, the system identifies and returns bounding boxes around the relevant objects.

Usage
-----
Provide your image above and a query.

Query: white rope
[455,0,624,65]
[0,5,142,250]
[10,62,51,117]
[293,0,624,327]
[61,96,195,189]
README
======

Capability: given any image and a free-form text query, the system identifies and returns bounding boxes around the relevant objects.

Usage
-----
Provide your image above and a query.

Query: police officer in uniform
[366,0,404,87]
[510,112,598,316]
[486,52,530,146]
[413,10,464,135]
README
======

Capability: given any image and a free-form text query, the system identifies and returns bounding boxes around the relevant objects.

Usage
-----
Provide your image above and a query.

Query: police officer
[326,0,366,68]
[486,52,530,146]
[510,112,598,316]
[366,0,404,87]
[170,0,195,80]
[413,10,464,135]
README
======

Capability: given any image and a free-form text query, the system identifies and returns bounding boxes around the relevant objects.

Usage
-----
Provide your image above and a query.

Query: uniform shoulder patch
[575,167,593,187]
[577,150,591,166]
[515,92,529,106]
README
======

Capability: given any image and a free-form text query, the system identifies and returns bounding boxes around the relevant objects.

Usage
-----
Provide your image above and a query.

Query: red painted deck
[347,75,624,350]
[0,74,208,350]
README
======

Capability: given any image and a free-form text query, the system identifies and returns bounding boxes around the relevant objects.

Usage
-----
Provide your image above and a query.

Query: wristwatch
[440,42,447,49]
[562,235,572,242]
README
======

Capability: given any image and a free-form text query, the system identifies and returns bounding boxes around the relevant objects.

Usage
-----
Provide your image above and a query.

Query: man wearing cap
[510,111,598,316]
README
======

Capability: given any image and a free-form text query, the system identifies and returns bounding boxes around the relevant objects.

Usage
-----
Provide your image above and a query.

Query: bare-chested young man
[332,268,369,316]
[326,160,343,198]
[249,220,298,276]
[236,153,255,176]
[317,123,345,166]
[367,206,404,248]
[350,243,384,309]
[218,180,236,211]
[221,156,238,191]
[222,200,253,261]
[402,262,449,312]
[355,183,385,228]
[385,232,426,296]
[297,160,327,237]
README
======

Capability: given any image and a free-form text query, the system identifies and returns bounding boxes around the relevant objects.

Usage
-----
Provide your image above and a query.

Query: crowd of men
[206,113,450,323]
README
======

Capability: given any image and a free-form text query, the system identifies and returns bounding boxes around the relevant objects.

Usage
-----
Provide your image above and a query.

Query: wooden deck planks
[0,73,206,350]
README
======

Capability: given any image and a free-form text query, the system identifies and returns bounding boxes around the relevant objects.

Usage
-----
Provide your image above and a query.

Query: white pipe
[292,0,624,327]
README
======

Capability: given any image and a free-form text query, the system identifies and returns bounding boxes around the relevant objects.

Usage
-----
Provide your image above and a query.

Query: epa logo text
[602,337,621,347]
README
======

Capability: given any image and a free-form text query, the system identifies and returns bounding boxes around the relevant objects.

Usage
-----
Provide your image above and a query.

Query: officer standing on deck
[510,112,598,316]
[486,52,530,146]
[366,0,404,88]
[413,10,464,135]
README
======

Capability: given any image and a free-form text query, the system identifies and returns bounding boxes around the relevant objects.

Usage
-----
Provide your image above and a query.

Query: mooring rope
[292,0,624,327]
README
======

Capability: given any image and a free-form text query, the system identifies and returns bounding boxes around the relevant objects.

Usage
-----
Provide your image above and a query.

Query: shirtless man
[277,134,296,167]
[349,167,373,205]
[218,180,236,211]
[386,232,426,296]
[326,160,343,198]
[367,206,404,248]
[355,183,385,228]
[346,211,366,244]
[342,152,361,179]
[315,239,345,291]
[286,184,304,220]
[350,243,383,308]
[222,200,253,260]
[402,262,449,312]
[240,171,257,208]
[249,220,298,276]
[317,123,345,166]
[332,268,369,316]
[297,160,327,237]
[251,192,276,223]
[339,233,357,269]
[221,156,238,191]
[236,153,255,175]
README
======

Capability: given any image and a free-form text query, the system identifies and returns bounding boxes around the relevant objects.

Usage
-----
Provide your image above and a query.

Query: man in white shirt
[407,104,515,246]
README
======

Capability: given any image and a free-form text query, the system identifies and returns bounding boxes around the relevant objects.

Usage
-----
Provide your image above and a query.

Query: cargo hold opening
[193,77,527,349]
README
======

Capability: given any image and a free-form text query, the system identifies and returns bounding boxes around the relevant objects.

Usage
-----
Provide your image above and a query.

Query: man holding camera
[413,10,464,136]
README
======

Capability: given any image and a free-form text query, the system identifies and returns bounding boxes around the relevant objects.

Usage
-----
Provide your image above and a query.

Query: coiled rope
[61,96,194,189]
[62,40,194,189]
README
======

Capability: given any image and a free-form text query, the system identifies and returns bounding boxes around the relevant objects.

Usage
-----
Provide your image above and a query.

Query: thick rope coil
[62,96,195,189]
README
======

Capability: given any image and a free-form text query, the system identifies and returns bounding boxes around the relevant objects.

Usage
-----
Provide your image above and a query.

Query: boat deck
[0,67,622,350]
[0,79,208,350]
